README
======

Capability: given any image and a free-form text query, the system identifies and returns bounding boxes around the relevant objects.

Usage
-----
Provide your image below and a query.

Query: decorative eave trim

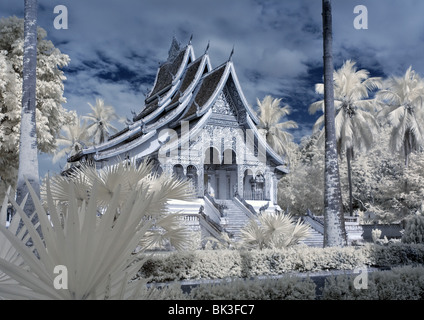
[144,92,193,133]
[141,83,180,124]
[173,45,195,85]
[227,62,260,124]
[93,130,157,161]
[68,126,143,160]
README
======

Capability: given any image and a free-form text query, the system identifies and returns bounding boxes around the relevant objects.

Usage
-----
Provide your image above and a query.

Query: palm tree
[53,117,91,164]
[0,160,193,299]
[321,0,346,247]
[240,211,310,250]
[256,95,298,163]
[83,98,120,145]
[47,160,193,250]
[15,0,40,215]
[376,66,424,168]
[309,60,382,216]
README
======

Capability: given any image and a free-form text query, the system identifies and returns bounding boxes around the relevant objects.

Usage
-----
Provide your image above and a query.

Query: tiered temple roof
[68,37,286,169]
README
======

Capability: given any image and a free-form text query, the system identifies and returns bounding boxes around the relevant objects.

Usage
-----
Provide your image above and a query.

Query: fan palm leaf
[0,163,191,299]
[46,159,193,251]
[240,211,310,250]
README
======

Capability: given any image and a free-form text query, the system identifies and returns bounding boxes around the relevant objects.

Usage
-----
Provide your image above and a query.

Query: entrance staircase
[216,199,253,241]
[300,211,324,247]
[299,227,324,247]
[201,196,335,247]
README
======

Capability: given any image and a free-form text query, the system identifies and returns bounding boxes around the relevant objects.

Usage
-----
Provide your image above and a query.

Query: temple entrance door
[203,147,221,198]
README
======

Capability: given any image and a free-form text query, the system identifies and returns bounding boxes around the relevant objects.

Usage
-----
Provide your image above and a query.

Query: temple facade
[68,37,292,243]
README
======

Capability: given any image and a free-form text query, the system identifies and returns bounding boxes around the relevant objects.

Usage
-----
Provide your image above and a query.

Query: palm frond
[1,159,194,299]
[240,211,310,250]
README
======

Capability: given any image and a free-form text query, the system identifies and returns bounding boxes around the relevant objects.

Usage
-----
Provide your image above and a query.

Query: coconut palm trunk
[404,128,412,169]
[346,147,354,216]
[322,0,346,247]
[15,0,40,216]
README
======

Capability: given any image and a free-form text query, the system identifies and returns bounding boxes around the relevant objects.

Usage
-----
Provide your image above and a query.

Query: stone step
[219,200,251,240]
[212,199,325,246]
[300,227,324,247]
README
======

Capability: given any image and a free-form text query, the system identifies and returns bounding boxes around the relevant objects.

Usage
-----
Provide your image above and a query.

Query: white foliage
[309,60,381,155]
[256,95,298,163]
[0,160,194,299]
[0,17,75,197]
[83,98,122,145]
[240,211,310,250]
[376,66,424,165]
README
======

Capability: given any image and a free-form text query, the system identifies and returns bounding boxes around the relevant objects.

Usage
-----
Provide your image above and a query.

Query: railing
[203,194,224,225]
[304,210,324,234]
[204,193,227,217]
[234,194,257,218]
[243,190,266,201]
[304,209,363,243]
[345,216,359,224]
[177,213,223,239]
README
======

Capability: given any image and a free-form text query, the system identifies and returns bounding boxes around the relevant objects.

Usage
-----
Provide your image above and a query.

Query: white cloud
[3,0,424,177]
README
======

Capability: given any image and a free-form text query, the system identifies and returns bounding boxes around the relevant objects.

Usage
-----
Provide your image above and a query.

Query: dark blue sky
[1,0,424,177]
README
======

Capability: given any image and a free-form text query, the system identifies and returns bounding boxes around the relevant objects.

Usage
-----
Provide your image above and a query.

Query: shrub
[137,250,243,282]
[371,229,382,243]
[190,276,316,300]
[369,243,424,267]
[142,282,189,300]
[143,265,424,300]
[138,243,424,283]
[402,213,424,244]
[321,265,424,300]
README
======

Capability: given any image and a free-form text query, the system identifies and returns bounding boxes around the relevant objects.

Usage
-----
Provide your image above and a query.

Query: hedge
[144,265,424,300]
[137,243,424,283]
[321,265,424,300]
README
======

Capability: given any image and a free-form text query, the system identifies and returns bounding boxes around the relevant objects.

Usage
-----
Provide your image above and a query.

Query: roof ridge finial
[229,45,235,61]
[168,36,181,61]
[205,40,210,54]
[188,34,193,45]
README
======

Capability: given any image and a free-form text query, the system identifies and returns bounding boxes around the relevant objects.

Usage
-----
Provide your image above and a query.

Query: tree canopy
[0,16,75,197]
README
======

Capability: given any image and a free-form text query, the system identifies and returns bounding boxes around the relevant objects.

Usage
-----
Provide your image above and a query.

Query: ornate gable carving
[212,92,236,116]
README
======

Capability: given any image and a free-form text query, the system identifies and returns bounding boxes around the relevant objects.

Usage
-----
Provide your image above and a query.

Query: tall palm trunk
[403,128,412,193]
[404,128,411,169]
[346,147,354,216]
[322,0,346,247]
[15,0,40,217]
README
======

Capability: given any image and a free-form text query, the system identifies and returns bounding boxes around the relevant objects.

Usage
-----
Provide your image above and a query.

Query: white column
[198,166,204,197]
[237,166,244,197]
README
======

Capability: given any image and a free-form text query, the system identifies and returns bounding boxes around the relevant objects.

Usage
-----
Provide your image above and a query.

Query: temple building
[68,37,339,245]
